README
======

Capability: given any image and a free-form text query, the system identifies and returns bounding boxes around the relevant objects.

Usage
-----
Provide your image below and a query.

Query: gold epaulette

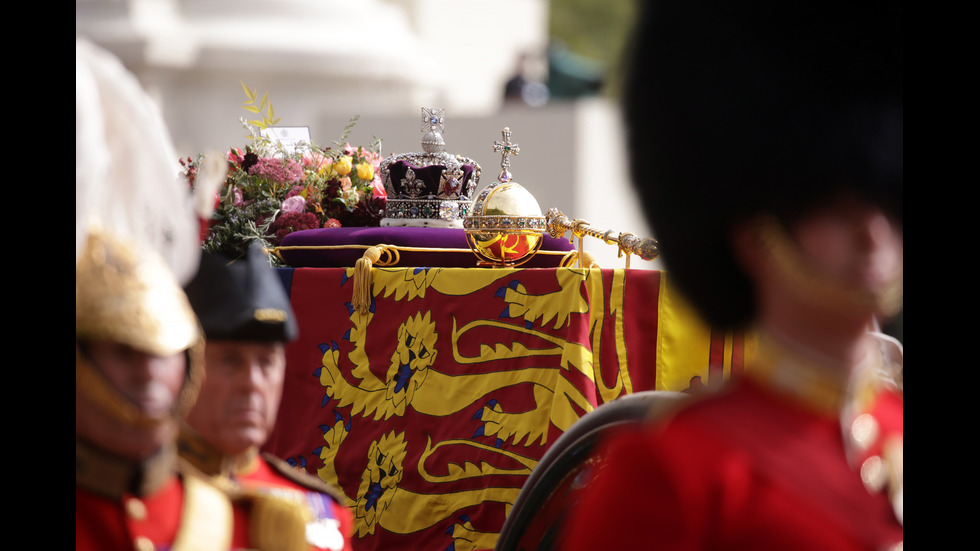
[240,488,311,551]
[261,452,350,507]
[177,459,310,551]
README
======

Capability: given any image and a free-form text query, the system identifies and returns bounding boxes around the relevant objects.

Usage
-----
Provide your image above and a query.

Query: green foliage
[240,81,281,129]
[334,114,361,148]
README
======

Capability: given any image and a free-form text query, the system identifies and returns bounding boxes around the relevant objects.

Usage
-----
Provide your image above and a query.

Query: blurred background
[77,0,661,269]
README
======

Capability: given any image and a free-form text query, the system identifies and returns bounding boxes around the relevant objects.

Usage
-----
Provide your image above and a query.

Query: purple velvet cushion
[277,227,574,268]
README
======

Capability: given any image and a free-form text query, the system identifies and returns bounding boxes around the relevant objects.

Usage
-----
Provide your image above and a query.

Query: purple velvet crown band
[385,160,477,200]
[277,227,574,268]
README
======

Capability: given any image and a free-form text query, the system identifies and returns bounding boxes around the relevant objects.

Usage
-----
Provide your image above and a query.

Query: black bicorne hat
[184,242,298,342]
[623,1,903,329]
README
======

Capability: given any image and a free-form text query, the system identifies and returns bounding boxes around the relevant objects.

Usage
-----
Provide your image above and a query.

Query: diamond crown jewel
[379,108,482,228]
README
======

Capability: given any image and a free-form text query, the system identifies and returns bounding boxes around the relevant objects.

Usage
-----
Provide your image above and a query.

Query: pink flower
[302,152,332,174]
[248,157,304,185]
[233,187,244,207]
[371,177,387,198]
[228,148,245,166]
[324,218,342,228]
[340,176,353,191]
[361,150,383,166]
[281,195,306,213]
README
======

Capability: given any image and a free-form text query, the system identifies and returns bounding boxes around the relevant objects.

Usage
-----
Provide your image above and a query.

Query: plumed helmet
[76,229,201,356]
[623,2,902,329]
[184,242,298,343]
[76,228,204,424]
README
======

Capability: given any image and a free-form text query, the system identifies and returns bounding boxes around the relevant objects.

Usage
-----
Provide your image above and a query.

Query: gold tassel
[579,250,600,268]
[352,246,383,315]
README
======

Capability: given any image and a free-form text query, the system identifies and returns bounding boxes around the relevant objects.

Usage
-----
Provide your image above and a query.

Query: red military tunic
[75,439,253,550]
[562,332,903,551]
[179,430,354,551]
[237,454,354,551]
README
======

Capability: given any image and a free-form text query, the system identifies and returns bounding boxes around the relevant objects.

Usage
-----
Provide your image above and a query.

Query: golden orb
[463,181,546,267]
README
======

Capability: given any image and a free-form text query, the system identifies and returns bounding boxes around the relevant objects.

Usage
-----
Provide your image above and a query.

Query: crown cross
[493,127,520,182]
[421,108,446,133]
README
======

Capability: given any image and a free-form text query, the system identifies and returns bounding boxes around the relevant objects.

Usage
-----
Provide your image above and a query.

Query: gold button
[850,413,879,450]
[133,536,155,551]
[860,455,886,492]
[125,497,147,521]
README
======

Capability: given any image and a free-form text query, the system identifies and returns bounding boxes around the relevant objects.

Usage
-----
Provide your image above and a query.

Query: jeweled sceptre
[545,208,660,269]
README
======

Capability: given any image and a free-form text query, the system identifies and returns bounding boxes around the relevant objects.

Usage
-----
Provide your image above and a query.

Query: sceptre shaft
[545,208,660,268]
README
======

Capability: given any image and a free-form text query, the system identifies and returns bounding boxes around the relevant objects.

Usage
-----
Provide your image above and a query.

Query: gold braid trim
[272,242,569,264]
[277,243,573,314]
[173,468,233,551]
[559,250,600,268]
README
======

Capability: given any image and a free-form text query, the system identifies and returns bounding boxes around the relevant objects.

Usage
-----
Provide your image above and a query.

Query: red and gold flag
[264,267,745,550]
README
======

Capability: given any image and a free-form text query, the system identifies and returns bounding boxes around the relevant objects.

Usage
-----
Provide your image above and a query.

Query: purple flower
[281,195,306,213]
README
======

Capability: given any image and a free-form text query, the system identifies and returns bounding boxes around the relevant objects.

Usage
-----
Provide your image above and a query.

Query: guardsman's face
[734,192,903,341]
[790,193,903,306]
[186,341,286,455]
[75,340,186,459]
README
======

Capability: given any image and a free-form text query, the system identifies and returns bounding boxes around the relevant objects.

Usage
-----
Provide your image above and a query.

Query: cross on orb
[493,127,520,182]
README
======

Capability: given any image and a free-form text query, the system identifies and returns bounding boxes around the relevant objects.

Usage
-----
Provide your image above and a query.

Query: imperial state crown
[379,108,482,227]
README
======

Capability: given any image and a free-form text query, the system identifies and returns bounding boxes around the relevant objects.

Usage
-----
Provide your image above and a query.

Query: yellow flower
[335,156,353,176]
[357,162,374,181]
[319,157,334,176]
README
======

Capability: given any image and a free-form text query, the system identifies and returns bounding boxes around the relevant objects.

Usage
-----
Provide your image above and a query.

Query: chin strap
[76,346,168,428]
[76,339,205,428]
[755,216,903,317]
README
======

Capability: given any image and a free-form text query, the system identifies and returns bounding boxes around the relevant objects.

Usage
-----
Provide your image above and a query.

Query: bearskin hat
[623,1,902,329]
